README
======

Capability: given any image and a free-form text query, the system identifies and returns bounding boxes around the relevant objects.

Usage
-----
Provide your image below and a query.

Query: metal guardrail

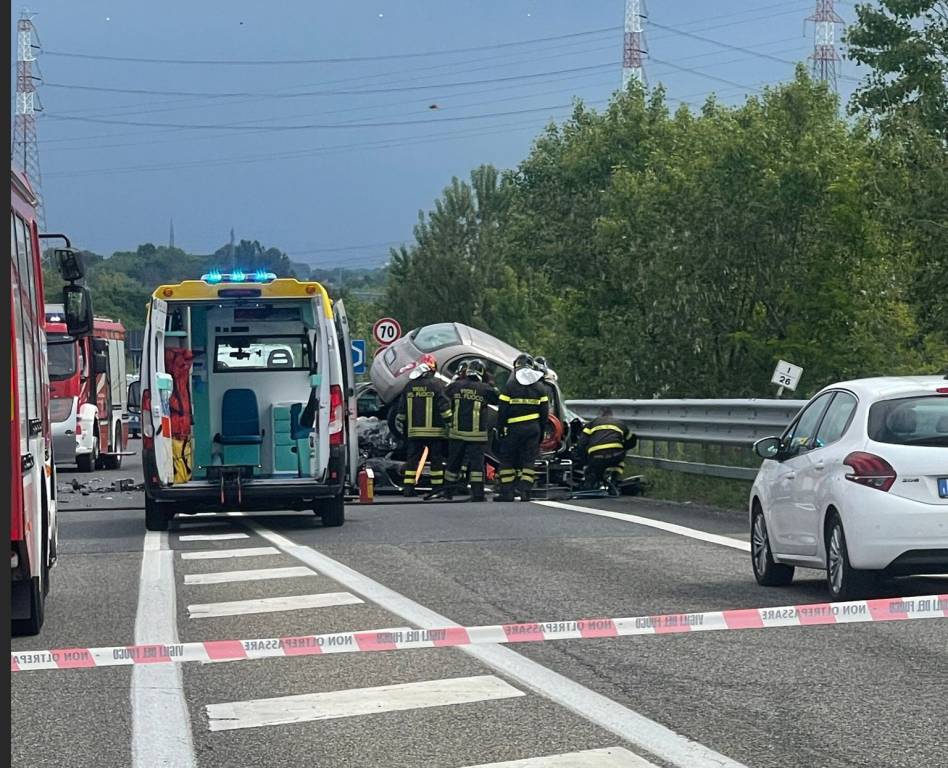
[565,398,807,481]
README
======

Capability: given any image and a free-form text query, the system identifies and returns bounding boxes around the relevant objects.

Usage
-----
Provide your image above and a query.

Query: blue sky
[12,1,866,268]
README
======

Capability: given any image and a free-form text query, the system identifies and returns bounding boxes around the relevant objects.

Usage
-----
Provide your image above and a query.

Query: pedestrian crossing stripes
[205,675,525,732]
[187,592,363,619]
[183,566,315,585]
[180,546,280,560]
[463,747,656,767]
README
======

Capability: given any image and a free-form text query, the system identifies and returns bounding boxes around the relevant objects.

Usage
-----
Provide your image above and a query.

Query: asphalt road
[11,447,948,768]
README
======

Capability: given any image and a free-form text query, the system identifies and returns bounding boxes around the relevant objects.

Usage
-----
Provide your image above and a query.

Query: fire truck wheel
[12,520,46,636]
[316,494,345,527]
[145,495,171,532]
[77,433,99,473]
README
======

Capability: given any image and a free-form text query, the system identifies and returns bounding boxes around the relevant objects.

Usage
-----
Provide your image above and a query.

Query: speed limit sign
[372,317,402,347]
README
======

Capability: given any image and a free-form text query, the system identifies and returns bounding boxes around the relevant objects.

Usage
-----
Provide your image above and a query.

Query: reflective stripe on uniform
[407,427,447,438]
[588,442,623,453]
[507,413,540,424]
[469,471,484,482]
[582,424,624,436]
[520,468,536,479]
[499,395,547,405]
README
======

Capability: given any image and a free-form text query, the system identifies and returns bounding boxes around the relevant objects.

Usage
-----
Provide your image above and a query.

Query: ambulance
[140,271,358,531]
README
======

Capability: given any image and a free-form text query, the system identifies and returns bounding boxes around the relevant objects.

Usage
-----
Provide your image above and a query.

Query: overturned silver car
[357,322,581,492]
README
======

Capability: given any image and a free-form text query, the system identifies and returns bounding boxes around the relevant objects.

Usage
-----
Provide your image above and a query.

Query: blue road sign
[351,339,367,375]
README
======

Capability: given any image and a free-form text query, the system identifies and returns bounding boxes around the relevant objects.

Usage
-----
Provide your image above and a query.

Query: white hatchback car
[749,376,948,599]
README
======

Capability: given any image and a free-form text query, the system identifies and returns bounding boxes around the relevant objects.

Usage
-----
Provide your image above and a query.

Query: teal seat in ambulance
[215,388,263,467]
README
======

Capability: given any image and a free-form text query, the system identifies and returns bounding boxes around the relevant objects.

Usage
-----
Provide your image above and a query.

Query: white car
[749,376,948,599]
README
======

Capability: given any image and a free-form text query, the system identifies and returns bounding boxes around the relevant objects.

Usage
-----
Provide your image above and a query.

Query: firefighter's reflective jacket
[395,376,453,439]
[497,379,550,432]
[577,415,636,456]
[446,377,499,442]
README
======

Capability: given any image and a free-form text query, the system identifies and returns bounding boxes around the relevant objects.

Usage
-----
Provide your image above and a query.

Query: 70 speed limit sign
[372,317,402,347]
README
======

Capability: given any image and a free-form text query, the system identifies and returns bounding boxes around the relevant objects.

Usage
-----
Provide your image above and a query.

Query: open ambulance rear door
[143,298,174,486]
[333,299,359,490]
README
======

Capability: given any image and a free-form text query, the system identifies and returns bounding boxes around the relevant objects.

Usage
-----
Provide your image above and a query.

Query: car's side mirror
[754,436,783,460]
[62,284,93,337]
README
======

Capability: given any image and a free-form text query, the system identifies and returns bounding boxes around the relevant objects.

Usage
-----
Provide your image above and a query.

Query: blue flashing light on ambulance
[139,269,358,531]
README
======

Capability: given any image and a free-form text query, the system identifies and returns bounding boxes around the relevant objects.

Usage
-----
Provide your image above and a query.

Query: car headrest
[267,350,292,368]
[886,409,917,435]
[936,415,948,434]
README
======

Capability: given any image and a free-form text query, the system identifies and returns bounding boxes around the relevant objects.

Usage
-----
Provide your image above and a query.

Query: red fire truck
[11,167,92,634]
[46,310,128,471]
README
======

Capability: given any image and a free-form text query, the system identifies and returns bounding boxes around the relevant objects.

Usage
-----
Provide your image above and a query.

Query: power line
[44,60,618,100]
[42,25,623,66]
[44,96,609,132]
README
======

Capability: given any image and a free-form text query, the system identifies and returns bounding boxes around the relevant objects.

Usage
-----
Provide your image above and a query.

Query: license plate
[940,478,948,499]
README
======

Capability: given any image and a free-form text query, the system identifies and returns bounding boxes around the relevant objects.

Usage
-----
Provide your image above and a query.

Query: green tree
[382,165,527,341]
[845,0,948,138]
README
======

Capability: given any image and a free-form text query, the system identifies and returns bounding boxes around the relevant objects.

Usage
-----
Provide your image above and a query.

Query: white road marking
[245,520,748,768]
[462,747,657,767]
[178,533,249,542]
[205,675,524,732]
[188,591,363,619]
[184,566,315,585]
[180,546,279,560]
[533,500,750,552]
[132,531,195,768]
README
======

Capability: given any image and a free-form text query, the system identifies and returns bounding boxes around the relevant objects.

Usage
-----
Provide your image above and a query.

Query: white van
[140,272,358,531]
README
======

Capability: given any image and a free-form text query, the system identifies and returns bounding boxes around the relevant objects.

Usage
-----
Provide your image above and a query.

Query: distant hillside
[43,240,301,330]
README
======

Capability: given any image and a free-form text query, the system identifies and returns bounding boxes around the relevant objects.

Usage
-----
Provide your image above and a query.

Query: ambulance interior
[157,299,328,484]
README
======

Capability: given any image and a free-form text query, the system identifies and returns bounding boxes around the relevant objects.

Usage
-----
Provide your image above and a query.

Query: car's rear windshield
[411,323,461,352]
[868,395,948,447]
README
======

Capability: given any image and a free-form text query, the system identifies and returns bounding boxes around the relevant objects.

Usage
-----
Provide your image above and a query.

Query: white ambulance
[140,271,358,531]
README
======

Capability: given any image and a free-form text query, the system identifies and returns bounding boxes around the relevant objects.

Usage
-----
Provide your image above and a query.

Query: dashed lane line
[463,747,657,767]
[533,500,750,552]
[132,531,195,768]
[187,592,363,619]
[205,674,524,732]
[183,566,316,585]
[180,546,280,560]
[241,516,748,768]
[178,533,249,542]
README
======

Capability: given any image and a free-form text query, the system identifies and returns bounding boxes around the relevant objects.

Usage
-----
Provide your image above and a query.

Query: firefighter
[576,407,636,495]
[395,354,452,497]
[496,354,549,502]
[444,359,499,501]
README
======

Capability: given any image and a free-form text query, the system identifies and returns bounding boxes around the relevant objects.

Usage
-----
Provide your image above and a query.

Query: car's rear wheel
[826,513,876,601]
[77,432,98,473]
[751,505,794,586]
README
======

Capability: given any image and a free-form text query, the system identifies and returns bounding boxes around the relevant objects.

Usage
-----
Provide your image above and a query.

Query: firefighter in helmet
[395,354,452,497]
[496,354,549,501]
[576,406,636,495]
[444,359,499,501]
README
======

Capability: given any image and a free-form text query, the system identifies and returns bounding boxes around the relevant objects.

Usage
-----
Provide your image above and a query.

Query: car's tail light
[75,419,82,435]
[141,388,154,449]
[329,385,344,446]
[844,451,897,492]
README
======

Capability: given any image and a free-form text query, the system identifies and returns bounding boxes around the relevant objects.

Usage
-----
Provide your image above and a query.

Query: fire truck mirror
[93,350,109,375]
[55,247,86,282]
[62,284,94,337]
